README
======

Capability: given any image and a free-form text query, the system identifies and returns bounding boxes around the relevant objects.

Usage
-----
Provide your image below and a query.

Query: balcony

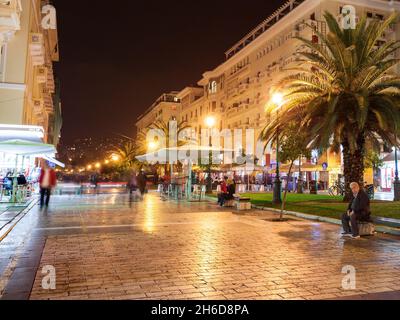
[33,99,44,114]
[29,33,45,66]
[35,67,47,84]
[0,0,22,40]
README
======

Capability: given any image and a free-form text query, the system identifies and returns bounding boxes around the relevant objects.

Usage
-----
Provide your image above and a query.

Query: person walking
[39,162,57,210]
[137,171,147,200]
[127,170,138,197]
[341,182,372,239]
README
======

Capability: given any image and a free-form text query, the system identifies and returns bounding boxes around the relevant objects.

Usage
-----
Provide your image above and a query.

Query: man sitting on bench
[341,182,372,239]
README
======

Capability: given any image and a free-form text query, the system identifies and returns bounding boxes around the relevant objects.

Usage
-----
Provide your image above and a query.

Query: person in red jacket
[39,161,57,209]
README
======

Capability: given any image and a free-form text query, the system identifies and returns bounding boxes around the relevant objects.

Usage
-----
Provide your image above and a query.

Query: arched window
[209,81,218,94]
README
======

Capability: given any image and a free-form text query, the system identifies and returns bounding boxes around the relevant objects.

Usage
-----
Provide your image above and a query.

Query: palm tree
[112,140,138,170]
[138,120,192,174]
[261,12,400,200]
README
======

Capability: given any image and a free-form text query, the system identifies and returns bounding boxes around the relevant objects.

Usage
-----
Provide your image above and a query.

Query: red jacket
[39,169,57,188]
[221,182,228,193]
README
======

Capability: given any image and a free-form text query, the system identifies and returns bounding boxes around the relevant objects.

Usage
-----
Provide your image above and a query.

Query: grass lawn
[218,193,400,220]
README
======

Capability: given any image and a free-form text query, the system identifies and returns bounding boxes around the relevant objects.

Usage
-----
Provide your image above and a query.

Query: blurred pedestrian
[39,162,57,210]
[137,171,147,199]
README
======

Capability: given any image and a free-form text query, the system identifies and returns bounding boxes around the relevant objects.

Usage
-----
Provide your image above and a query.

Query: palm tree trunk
[342,135,366,201]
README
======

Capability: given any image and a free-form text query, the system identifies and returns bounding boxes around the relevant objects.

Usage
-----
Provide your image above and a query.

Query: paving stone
[0,193,400,300]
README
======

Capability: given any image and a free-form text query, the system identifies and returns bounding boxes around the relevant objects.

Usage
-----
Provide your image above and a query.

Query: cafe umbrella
[136,144,235,200]
[0,139,57,203]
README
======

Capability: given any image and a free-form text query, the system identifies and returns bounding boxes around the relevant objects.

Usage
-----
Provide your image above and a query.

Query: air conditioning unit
[35,67,47,83]
[32,99,44,114]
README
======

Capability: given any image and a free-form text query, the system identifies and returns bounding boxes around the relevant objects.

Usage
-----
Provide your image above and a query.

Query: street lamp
[271,92,284,205]
[148,141,159,151]
[205,115,216,193]
[95,162,101,169]
[393,146,400,201]
[87,165,93,171]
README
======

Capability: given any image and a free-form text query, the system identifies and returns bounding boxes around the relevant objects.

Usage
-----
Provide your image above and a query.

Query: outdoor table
[169,183,185,200]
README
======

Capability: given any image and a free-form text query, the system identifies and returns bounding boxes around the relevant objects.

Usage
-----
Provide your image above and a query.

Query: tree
[262,123,311,220]
[261,12,400,200]
[140,120,191,175]
[112,140,140,172]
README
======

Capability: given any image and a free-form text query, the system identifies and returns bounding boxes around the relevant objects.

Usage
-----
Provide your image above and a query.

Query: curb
[203,196,400,237]
[0,197,38,243]
[252,205,400,237]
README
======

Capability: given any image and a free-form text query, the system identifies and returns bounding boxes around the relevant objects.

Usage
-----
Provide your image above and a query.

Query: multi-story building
[136,92,181,135]
[136,0,400,186]
[0,0,61,146]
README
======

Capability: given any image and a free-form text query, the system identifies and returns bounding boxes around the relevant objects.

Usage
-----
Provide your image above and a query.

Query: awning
[231,164,267,172]
[269,163,324,174]
[41,155,65,168]
[0,139,56,155]
[382,152,395,162]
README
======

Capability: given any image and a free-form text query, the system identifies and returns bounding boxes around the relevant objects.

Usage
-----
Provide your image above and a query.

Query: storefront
[0,124,63,203]
[381,152,396,192]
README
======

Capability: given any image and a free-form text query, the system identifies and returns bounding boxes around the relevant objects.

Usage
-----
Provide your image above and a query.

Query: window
[310,13,316,21]
[209,81,218,94]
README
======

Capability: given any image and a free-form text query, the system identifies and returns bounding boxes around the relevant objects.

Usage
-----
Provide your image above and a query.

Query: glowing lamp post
[205,116,216,193]
[394,146,400,201]
[148,141,159,152]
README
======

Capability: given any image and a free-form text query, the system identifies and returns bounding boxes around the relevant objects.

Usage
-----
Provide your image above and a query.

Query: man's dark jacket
[347,189,372,222]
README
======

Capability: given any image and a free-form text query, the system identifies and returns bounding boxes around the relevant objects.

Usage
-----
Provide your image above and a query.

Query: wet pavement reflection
[1,192,400,300]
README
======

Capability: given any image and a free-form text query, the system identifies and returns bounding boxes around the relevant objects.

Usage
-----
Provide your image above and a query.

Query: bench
[358,222,376,236]
[373,217,400,229]
[234,195,252,211]
[224,199,236,208]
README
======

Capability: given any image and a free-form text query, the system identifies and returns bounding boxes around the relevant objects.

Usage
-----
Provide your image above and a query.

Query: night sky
[53,0,284,145]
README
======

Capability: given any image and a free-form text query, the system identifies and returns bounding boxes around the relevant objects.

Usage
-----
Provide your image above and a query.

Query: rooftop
[225,0,307,60]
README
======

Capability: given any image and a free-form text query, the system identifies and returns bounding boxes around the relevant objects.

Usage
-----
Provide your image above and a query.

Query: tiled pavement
[1,193,400,300]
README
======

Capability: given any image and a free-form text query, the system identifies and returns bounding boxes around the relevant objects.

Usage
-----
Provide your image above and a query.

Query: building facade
[136,0,400,187]
[136,91,181,135]
[0,0,61,146]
